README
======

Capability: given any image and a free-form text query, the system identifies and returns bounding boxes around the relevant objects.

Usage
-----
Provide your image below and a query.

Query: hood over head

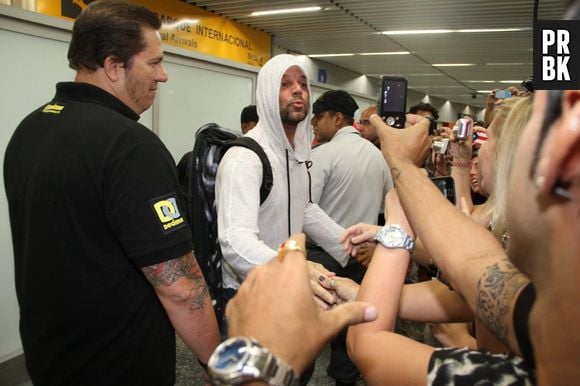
[253,54,312,162]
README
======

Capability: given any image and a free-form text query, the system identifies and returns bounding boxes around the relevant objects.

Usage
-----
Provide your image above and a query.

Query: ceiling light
[382,29,452,35]
[406,73,444,76]
[382,28,527,35]
[308,53,355,58]
[251,6,321,16]
[485,62,530,66]
[457,28,527,33]
[359,51,410,55]
[477,90,494,93]
[464,80,495,83]
[432,63,476,67]
[411,85,465,88]
[499,80,524,83]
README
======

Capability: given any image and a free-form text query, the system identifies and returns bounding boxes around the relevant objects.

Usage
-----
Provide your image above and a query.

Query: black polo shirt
[4,82,192,385]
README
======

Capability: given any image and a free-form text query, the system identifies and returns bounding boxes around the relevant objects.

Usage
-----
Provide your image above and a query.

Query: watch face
[211,338,250,372]
[385,228,405,245]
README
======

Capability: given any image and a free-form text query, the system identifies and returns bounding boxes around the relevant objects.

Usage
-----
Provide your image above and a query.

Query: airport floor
[175,336,366,385]
[15,319,429,385]
[12,335,365,386]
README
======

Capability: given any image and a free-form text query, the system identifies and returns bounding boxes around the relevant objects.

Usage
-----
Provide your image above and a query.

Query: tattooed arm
[371,114,527,351]
[142,252,221,366]
[477,258,530,355]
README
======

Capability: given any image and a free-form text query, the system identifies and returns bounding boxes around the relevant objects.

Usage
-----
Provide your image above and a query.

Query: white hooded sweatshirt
[216,54,348,289]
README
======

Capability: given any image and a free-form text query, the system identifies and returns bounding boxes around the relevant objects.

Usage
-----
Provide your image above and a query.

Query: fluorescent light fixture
[477,90,494,93]
[407,73,444,76]
[382,28,527,35]
[457,28,527,33]
[499,80,523,83]
[251,6,321,16]
[411,85,465,88]
[464,80,495,83]
[382,29,452,35]
[432,63,476,67]
[359,51,410,56]
[308,53,354,58]
[162,18,199,29]
[485,62,529,66]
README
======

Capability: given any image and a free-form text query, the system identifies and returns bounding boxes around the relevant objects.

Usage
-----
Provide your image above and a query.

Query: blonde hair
[491,96,533,241]
[473,98,521,227]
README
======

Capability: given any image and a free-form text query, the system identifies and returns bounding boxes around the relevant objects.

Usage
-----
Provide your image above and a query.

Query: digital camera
[456,118,472,141]
[432,138,450,154]
[495,89,512,99]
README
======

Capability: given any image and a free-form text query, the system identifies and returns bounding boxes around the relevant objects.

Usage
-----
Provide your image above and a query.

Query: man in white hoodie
[216,54,348,305]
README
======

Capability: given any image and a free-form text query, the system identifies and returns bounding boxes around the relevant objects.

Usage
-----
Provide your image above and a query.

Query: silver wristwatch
[374,224,415,253]
[208,336,299,386]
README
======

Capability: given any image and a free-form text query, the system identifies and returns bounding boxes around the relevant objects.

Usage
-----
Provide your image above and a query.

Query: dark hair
[409,102,439,120]
[67,0,161,71]
[240,105,259,124]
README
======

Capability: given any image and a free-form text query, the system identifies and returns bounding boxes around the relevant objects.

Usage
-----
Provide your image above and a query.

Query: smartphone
[430,176,456,205]
[377,76,407,128]
[495,89,512,99]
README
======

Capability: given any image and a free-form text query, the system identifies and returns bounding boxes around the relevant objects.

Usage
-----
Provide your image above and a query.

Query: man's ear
[103,56,124,82]
[536,90,580,200]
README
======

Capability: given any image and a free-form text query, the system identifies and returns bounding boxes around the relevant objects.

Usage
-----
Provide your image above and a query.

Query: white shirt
[310,125,393,228]
[216,55,348,289]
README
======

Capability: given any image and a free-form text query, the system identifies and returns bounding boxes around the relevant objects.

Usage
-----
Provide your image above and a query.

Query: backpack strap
[224,137,273,205]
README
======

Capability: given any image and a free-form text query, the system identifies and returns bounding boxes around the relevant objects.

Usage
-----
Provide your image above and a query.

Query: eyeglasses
[359,119,371,126]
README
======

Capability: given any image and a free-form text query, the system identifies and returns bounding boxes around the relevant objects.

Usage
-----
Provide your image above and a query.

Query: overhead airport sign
[35,0,272,67]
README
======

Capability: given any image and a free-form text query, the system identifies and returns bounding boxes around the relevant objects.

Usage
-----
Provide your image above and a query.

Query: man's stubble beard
[280,106,308,126]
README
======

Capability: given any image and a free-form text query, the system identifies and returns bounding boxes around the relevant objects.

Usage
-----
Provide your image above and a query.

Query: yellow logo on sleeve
[151,196,186,233]
[42,104,65,114]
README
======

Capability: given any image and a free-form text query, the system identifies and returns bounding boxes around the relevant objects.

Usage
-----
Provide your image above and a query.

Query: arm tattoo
[142,253,210,310]
[476,259,528,346]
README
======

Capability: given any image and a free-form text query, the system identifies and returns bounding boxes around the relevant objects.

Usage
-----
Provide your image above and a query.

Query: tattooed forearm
[476,258,529,347]
[142,253,210,310]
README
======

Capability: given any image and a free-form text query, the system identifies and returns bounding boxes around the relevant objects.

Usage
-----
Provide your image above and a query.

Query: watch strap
[268,354,299,386]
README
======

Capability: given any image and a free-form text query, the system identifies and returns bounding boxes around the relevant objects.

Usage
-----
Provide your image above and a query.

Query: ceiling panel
[186,0,569,107]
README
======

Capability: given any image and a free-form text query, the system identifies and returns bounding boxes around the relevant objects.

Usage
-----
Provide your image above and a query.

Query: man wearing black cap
[240,104,259,134]
[308,90,393,386]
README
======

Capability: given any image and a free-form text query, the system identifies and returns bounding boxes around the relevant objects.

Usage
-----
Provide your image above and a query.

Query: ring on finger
[277,239,306,261]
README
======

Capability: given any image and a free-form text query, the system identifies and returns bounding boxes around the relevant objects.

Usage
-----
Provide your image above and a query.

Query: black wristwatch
[208,336,299,386]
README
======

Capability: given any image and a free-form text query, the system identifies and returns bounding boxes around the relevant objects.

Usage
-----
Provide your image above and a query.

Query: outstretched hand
[225,233,377,374]
[340,223,381,257]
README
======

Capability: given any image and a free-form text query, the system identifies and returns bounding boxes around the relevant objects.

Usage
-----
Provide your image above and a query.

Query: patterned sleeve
[427,347,535,386]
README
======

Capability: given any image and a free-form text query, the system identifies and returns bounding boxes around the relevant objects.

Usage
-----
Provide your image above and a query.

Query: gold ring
[329,279,335,289]
[277,240,306,261]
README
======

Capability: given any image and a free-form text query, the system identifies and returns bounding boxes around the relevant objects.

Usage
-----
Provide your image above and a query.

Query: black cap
[240,105,259,124]
[313,90,358,116]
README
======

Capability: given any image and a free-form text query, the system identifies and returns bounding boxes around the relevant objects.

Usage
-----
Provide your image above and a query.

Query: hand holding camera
[373,113,432,168]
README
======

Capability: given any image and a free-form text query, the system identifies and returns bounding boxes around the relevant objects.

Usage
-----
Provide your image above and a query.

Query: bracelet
[451,160,470,168]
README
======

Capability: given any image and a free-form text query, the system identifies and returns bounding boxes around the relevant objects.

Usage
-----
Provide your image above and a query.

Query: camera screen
[381,79,406,113]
